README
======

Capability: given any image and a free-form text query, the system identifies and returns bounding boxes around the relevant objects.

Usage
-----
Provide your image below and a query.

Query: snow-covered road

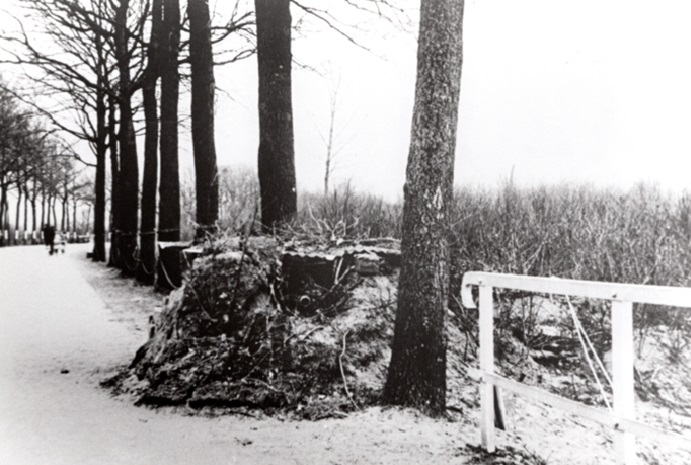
[0,244,469,465]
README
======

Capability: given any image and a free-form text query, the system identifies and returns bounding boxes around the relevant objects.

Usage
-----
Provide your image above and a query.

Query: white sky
[4,0,691,201]
[217,0,691,200]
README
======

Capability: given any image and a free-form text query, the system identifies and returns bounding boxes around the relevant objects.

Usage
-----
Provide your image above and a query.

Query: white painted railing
[460,271,691,465]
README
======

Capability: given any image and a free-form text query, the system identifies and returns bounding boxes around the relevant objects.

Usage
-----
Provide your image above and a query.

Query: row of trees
[1,0,466,416]
[0,0,409,273]
[0,85,92,244]
[1,0,252,280]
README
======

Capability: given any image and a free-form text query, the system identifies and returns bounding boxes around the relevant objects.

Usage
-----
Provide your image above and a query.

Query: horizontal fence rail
[460,271,691,465]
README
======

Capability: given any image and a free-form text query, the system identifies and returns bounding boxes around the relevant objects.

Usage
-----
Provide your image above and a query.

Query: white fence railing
[460,271,691,465]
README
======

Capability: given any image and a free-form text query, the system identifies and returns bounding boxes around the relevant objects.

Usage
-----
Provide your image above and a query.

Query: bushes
[185,169,691,292]
[449,182,689,285]
[200,174,691,361]
[289,181,691,363]
[291,181,691,288]
[291,182,402,243]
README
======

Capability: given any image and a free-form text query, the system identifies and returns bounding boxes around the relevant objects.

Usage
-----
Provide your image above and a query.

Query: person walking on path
[43,224,56,255]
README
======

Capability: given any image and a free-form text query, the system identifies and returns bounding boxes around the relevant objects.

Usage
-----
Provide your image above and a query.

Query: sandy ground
[1,243,689,464]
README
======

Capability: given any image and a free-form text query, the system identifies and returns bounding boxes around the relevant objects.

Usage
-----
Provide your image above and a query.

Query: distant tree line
[0,85,93,245]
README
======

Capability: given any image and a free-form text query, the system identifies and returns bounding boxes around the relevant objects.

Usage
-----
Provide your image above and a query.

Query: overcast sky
[217,0,691,200]
[4,0,691,201]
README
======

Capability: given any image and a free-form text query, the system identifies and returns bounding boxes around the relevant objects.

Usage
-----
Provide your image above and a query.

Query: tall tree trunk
[158,0,181,243]
[30,180,37,234]
[107,93,122,267]
[22,183,28,233]
[137,0,162,285]
[0,182,4,237]
[72,197,77,235]
[30,198,36,234]
[61,194,68,231]
[40,184,46,230]
[93,133,107,260]
[383,0,465,417]
[15,181,22,243]
[255,0,297,230]
[188,0,218,240]
[92,28,108,262]
[51,196,58,227]
[0,180,5,245]
[85,204,92,235]
[2,196,8,239]
[114,0,139,276]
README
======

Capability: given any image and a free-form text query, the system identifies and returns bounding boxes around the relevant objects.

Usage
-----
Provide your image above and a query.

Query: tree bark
[92,29,108,262]
[30,190,37,234]
[22,183,28,233]
[0,181,5,241]
[188,0,218,240]
[61,193,68,231]
[85,204,91,235]
[40,184,46,230]
[14,181,22,243]
[93,128,107,260]
[51,198,57,227]
[108,92,122,267]
[158,0,181,243]
[255,0,297,231]
[114,0,139,276]
[72,197,77,235]
[137,0,163,285]
[383,0,465,417]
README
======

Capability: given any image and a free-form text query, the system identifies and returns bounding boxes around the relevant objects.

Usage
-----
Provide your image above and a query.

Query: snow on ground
[0,243,689,464]
[0,244,477,464]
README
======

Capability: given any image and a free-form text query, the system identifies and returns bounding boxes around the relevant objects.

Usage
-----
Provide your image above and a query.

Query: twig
[283,325,324,344]
[242,377,284,394]
[338,330,359,410]
[185,279,217,324]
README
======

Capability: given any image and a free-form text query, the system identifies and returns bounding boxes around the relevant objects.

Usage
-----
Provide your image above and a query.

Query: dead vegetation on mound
[111,236,410,418]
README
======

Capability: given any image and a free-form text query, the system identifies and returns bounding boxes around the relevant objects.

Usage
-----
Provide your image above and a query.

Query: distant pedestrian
[43,225,56,255]
[54,231,66,254]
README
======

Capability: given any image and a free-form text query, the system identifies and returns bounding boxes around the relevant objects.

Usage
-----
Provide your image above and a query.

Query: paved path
[0,244,267,464]
[0,244,466,465]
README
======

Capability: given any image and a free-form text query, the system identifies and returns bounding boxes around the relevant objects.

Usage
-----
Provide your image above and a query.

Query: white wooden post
[612,300,636,464]
[479,284,496,452]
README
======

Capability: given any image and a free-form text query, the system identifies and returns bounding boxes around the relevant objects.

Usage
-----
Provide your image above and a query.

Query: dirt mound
[112,237,411,418]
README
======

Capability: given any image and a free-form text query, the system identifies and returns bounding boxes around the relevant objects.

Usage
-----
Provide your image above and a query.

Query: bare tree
[188,0,219,239]
[158,0,252,244]
[137,0,163,284]
[316,68,356,195]
[383,0,465,416]
[0,89,50,245]
[322,84,338,195]
[114,0,143,275]
[158,0,181,243]
[0,0,128,261]
[107,91,121,266]
[255,0,297,230]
